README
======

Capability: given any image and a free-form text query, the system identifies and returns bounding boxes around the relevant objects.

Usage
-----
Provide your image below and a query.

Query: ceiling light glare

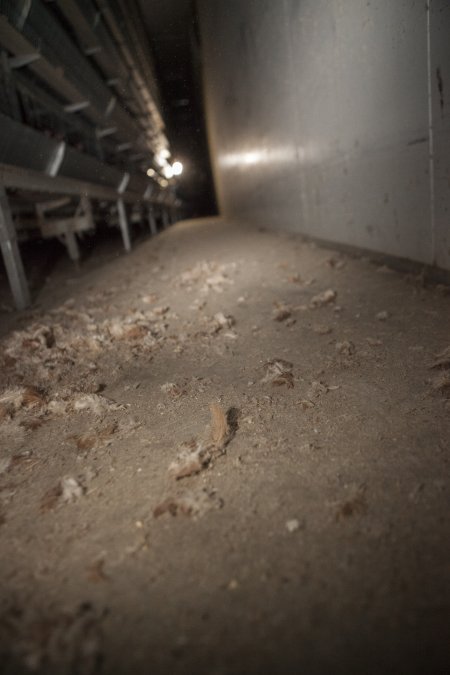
[172,161,183,176]
[162,164,174,179]
[146,168,155,177]
[155,153,165,167]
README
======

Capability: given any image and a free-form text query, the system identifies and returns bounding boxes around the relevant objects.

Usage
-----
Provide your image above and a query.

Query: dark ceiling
[137,0,216,216]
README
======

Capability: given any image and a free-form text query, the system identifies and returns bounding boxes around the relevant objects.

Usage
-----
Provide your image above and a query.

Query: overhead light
[172,161,183,176]
[146,168,155,177]
[155,148,171,165]
[162,164,174,179]
[155,154,165,167]
[160,178,169,188]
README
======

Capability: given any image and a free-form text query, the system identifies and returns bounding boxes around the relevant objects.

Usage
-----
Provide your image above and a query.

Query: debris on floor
[309,380,339,399]
[168,439,212,480]
[261,359,294,388]
[61,476,85,502]
[366,337,383,347]
[0,218,449,675]
[69,393,126,416]
[40,483,64,512]
[430,346,450,370]
[0,386,45,421]
[0,455,13,475]
[376,310,389,321]
[168,403,234,479]
[309,289,337,308]
[210,312,236,333]
[161,382,186,398]
[71,422,118,451]
[335,340,356,356]
[41,476,86,511]
[312,323,332,335]
[335,488,368,521]
[430,373,450,398]
[296,399,315,409]
[178,260,236,293]
[272,302,293,322]
[86,558,109,583]
[153,488,224,518]
[209,402,230,449]
[285,518,300,533]
[326,256,346,269]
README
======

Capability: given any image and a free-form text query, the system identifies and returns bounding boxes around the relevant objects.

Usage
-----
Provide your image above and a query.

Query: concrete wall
[198,0,450,270]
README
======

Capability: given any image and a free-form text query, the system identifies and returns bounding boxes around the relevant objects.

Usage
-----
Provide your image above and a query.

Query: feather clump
[168,403,233,480]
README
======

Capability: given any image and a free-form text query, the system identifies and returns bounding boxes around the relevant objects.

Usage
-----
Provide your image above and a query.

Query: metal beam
[0,162,143,204]
[0,15,143,148]
[0,185,30,310]
[9,53,41,69]
[46,142,66,177]
[64,101,90,113]
[0,15,104,128]
[117,198,131,251]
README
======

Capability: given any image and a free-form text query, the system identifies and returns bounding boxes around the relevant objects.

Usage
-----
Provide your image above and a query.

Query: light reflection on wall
[218,144,321,169]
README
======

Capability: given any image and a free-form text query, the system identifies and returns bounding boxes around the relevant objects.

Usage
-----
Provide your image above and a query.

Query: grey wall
[198,0,450,270]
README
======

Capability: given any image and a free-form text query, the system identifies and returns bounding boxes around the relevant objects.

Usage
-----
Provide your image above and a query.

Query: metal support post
[61,231,80,262]
[0,185,30,310]
[117,198,131,252]
[162,207,170,229]
[147,205,157,235]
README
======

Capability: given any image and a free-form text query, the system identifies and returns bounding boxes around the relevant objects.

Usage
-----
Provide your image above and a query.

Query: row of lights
[163,161,183,178]
[146,149,183,187]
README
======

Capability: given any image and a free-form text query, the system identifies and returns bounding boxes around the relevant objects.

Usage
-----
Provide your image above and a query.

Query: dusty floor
[0,218,449,675]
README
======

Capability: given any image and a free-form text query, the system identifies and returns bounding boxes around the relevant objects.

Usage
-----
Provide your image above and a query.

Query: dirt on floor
[0,217,449,675]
